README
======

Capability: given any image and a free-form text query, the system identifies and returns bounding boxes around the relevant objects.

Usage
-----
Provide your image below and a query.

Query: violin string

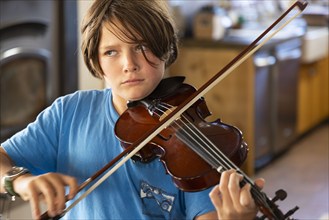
[156,103,242,171]
[155,102,270,208]
[155,103,228,169]
[170,105,270,209]
[157,102,238,171]
[156,103,270,210]
[168,106,272,212]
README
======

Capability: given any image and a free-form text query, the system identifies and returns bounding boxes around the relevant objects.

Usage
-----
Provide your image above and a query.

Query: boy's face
[98,22,165,112]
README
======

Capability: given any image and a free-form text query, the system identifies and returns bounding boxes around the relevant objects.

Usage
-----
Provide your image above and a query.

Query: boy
[0,1,263,219]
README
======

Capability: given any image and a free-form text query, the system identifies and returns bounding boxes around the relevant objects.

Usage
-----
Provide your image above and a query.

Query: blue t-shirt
[2,89,215,220]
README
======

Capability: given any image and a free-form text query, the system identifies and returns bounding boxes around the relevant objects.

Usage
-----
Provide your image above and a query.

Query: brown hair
[81,0,178,79]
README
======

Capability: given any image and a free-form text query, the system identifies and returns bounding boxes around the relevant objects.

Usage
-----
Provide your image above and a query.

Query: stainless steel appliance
[254,50,276,167]
[254,38,302,168]
[272,39,302,154]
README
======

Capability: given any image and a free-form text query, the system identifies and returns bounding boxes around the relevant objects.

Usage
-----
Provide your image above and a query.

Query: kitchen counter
[179,28,304,50]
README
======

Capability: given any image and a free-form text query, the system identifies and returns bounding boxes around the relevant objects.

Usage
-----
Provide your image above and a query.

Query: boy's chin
[127,92,152,102]
[127,95,146,102]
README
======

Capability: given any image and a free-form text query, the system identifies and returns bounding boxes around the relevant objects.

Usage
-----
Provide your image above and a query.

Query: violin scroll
[256,189,299,220]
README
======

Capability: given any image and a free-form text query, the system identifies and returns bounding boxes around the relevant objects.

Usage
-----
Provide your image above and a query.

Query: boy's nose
[124,65,138,73]
[123,54,139,73]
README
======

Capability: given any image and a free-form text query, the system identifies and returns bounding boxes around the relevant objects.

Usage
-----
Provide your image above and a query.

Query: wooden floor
[255,121,329,219]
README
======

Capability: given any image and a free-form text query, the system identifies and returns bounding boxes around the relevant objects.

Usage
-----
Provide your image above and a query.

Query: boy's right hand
[13,172,78,220]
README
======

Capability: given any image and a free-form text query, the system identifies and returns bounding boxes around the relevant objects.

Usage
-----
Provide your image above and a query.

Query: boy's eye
[105,50,117,56]
[136,45,148,52]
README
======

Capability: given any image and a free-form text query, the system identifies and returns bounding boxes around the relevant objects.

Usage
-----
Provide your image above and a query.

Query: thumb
[254,178,265,190]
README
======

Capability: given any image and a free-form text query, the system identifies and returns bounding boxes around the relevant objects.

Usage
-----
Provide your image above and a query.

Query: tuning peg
[272,189,287,203]
[284,206,299,219]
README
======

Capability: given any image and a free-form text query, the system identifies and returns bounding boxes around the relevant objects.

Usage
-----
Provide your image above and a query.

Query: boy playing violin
[0,0,264,219]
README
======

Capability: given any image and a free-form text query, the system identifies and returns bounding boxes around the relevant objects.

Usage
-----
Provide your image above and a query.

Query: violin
[115,76,298,219]
[40,1,308,219]
[115,76,248,191]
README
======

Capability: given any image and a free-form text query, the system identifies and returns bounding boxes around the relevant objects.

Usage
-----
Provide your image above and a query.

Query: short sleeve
[2,98,63,175]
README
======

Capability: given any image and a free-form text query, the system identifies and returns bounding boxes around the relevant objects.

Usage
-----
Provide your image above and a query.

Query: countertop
[179,27,305,50]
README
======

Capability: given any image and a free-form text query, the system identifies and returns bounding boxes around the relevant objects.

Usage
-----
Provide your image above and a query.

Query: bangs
[102,17,160,67]
[102,1,171,62]
[104,18,143,46]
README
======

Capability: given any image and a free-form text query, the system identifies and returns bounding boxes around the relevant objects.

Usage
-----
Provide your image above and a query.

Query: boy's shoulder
[66,88,110,97]
[59,89,111,103]
[49,89,112,113]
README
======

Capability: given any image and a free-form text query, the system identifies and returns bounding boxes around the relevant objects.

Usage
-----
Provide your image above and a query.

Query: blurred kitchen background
[0,0,328,219]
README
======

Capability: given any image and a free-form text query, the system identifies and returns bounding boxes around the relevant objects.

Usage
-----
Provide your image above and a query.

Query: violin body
[115,80,248,191]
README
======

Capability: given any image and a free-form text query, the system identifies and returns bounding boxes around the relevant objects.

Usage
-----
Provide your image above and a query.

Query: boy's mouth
[122,79,144,85]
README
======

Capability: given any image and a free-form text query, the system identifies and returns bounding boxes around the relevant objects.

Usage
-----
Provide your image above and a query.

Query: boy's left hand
[209,169,265,220]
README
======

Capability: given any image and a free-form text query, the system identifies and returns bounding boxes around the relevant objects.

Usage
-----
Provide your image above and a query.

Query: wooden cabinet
[168,47,256,175]
[168,44,328,175]
[297,56,329,134]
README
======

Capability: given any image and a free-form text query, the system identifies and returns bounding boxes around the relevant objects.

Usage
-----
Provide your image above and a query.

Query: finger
[60,174,78,200]
[37,177,57,217]
[240,183,255,208]
[40,173,78,216]
[27,184,42,220]
[46,174,67,214]
[254,178,265,190]
[227,171,244,209]
[209,185,222,211]
[219,169,235,206]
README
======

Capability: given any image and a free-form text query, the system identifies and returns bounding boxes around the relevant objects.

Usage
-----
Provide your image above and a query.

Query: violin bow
[41,1,308,219]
